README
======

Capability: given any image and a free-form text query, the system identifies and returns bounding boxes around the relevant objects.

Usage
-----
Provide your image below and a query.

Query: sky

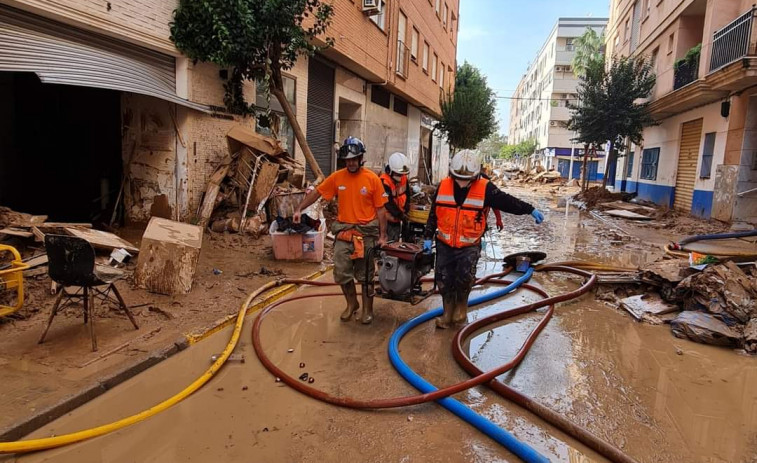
[457,0,610,137]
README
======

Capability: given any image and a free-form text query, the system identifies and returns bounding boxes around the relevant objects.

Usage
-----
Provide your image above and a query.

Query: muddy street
[2,186,755,463]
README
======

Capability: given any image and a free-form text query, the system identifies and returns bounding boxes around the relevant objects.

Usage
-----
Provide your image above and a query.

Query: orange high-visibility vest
[380,173,408,223]
[435,177,488,248]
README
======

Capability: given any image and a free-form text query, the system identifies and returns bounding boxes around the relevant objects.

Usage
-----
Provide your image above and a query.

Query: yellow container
[0,245,29,317]
[408,209,430,224]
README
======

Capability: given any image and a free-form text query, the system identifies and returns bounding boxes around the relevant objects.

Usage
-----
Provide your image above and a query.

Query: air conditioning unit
[550,121,556,127]
[362,0,380,15]
[555,66,563,72]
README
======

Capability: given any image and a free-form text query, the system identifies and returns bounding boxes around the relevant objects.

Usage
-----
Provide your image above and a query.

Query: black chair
[38,235,139,351]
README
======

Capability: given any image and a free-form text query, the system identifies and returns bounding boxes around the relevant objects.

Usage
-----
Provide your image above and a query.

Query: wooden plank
[252,161,280,210]
[9,215,48,228]
[39,222,92,229]
[0,228,34,238]
[31,226,45,242]
[23,254,48,269]
[197,157,232,228]
[65,228,139,253]
[605,209,652,220]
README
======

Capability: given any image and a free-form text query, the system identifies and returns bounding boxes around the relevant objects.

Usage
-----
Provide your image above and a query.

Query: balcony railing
[710,7,756,72]
[396,40,410,78]
[674,50,700,90]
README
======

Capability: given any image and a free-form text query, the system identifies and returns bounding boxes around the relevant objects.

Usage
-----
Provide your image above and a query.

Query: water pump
[375,242,434,305]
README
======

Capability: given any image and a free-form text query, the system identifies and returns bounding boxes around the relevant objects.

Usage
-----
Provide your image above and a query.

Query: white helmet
[388,152,410,175]
[449,150,481,180]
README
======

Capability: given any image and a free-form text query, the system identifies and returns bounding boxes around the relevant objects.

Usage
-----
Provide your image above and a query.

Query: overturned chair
[38,235,139,351]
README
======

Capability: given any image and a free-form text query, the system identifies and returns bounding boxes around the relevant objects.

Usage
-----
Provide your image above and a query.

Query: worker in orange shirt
[380,152,410,242]
[294,137,388,324]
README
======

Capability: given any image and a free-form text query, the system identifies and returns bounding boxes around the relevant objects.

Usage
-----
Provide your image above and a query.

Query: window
[443,3,448,28]
[439,61,444,88]
[431,53,438,81]
[396,11,408,77]
[411,28,419,61]
[566,38,574,51]
[422,42,429,72]
[369,0,386,30]
[450,12,457,40]
[641,147,660,180]
[435,0,440,16]
[650,47,659,71]
[700,133,716,178]
[667,33,674,54]
[643,0,651,16]
[626,152,634,178]
[371,85,390,108]
[614,34,620,48]
[624,18,630,41]
[254,75,296,151]
[393,96,408,116]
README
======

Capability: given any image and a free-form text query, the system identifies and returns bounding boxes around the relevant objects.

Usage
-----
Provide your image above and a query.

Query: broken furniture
[134,217,202,295]
[0,245,30,317]
[38,235,139,352]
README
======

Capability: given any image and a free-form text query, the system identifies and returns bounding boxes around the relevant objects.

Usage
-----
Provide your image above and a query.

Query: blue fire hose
[387,267,550,463]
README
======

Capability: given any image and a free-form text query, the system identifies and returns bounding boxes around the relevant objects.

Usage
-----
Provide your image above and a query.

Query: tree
[572,27,605,78]
[568,56,657,189]
[436,62,497,151]
[477,132,508,163]
[499,139,537,160]
[170,0,334,182]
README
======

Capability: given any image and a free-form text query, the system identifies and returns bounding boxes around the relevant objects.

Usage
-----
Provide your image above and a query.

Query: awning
[0,4,211,113]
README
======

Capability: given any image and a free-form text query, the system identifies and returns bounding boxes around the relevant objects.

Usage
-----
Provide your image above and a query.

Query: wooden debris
[31,226,44,242]
[197,157,232,228]
[605,209,653,220]
[64,227,139,254]
[0,228,34,238]
[10,215,48,228]
[620,294,680,321]
[39,222,92,229]
[134,217,203,295]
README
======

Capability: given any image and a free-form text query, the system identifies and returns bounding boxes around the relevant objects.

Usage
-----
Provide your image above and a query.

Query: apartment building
[508,17,608,180]
[0,0,458,224]
[607,0,757,222]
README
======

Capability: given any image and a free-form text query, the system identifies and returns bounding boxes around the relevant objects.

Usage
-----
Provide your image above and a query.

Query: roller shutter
[306,58,335,177]
[0,4,210,112]
[674,118,703,212]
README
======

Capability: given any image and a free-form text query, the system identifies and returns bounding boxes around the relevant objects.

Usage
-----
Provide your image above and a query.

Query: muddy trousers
[434,241,481,328]
[386,222,402,243]
[332,221,378,324]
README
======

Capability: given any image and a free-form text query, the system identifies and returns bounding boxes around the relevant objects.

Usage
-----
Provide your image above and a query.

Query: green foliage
[568,55,658,186]
[572,27,605,78]
[476,132,508,161]
[436,61,497,150]
[170,0,334,114]
[674,43,702,71]
[499,139,537,159]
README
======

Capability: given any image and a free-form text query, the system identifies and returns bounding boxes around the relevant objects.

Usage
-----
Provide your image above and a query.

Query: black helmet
[338,136,366,160]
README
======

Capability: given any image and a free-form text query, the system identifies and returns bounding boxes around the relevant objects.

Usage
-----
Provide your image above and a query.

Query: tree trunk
[581,144,589,192]
[271,87,325,184]
[601,140,615,189]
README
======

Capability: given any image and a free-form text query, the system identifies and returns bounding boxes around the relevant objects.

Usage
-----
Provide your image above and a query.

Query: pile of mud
[574,186,635,209]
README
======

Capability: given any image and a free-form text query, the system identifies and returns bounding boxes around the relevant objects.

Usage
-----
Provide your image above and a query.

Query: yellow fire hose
[0,280,279,454]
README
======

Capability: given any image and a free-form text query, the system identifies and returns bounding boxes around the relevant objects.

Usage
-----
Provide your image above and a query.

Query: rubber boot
[339,282,360,322]
[435,293,456,329]
[360,285,375,324]
[453,290,471,325]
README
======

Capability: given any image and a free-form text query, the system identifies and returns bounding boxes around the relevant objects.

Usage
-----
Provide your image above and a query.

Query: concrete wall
[622,101,728,214]
[406,106,422,178]
[363,86,409,172]
[732,95,757,222]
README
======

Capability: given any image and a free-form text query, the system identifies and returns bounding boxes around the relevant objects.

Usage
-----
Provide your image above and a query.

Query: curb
[0,267,331,443]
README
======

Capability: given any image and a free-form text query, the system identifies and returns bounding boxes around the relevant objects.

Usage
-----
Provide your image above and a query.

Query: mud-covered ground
[2,185,755,462]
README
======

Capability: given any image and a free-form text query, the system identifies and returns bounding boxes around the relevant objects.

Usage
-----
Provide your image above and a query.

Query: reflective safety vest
[435,177,488,248]
[379,173,408,223]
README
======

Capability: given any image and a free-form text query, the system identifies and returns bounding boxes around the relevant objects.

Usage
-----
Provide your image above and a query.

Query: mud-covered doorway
[0,72,122,222]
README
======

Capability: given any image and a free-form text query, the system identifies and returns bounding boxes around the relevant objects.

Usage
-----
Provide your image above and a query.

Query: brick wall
[4,0,177,53]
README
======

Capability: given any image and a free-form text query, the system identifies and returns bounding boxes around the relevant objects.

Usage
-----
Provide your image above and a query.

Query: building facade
[508,17,608,180]
[607,0,757,222]
[0,0,458,224]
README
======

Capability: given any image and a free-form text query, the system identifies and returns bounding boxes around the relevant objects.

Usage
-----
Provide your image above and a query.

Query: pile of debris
[511,166,564,185]
[608,258,757,353]
[197,126,307,237]
[573,186,637,209]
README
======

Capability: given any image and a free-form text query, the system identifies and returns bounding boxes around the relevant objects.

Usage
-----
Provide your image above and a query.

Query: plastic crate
[269,220,326,262]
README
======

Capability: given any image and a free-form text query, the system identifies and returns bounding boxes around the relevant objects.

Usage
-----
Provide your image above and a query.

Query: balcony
[709,7,756,72]
[396,41,409,79]
[674,49,700,90]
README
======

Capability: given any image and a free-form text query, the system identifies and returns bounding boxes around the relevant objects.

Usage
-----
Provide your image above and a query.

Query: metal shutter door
[306,58,335,177]
[0,4,209,112]
[674,118,703,211]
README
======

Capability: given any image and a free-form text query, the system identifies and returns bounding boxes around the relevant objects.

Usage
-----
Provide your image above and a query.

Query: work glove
[531,209,545,224]
[423,239,433,253]
[495,216,504,231]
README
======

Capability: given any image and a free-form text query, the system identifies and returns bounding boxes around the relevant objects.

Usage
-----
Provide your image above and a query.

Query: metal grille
[710,8,756,72]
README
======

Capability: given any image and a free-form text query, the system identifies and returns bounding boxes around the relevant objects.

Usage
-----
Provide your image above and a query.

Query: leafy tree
[572,27,605,78]
[170,0,334,182]
[436,62,497,151]
[499,139,537,160]
[477,132,508,162]
[568,56,657,189]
